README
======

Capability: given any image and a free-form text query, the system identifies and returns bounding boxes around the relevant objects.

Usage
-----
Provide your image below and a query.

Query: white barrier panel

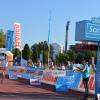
[30,79,41,85]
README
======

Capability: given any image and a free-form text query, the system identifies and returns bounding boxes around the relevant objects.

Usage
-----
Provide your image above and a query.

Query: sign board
[9,74,18,79]
[41,70,66,85]
[56,72,82,92]
[76,44,98,51]
[75,20,100,42]
[30,79,41,85]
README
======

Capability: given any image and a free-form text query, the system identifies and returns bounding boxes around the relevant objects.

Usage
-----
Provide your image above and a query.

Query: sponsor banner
[26,69,43,79]
[30,78,41,85]
[41,70,66,85]
[78,75,95,94]
[56,77,68,92]
[22,73,33,79]
[14,23,21,48]
[56,72,82,92]
[9,74,18,79]
[6,30,14,51]
[33,70,43,79]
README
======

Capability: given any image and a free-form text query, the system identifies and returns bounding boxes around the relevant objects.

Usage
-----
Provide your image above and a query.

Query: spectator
[49,61,54,70]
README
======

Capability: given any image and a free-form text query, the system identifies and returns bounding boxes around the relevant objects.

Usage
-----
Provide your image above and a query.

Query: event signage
[75,20,100,42]
[41,70,66,85]
[6,30,14,51]
[14,23,21,48]
[56,72,82,92]
[76,44,98,51]
[9,74,18,79]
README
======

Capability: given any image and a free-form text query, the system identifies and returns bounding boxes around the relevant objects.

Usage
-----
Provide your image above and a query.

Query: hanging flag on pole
[14,23,21,49]
[6,30,14,51]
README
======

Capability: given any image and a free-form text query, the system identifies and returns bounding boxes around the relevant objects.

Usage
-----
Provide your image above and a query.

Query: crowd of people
[48,59,96,100]
[0,56,96,99]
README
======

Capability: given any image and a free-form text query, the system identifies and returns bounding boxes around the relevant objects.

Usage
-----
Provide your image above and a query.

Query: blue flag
[6,30,14,51]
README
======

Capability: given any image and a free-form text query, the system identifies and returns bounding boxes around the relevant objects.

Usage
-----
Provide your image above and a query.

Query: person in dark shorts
[81,59,90,100]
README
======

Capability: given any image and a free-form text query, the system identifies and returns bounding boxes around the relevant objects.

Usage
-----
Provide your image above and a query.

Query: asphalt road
[0,78,94,100]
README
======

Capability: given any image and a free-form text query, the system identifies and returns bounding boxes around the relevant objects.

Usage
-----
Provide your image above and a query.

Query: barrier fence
[0,66,95,94]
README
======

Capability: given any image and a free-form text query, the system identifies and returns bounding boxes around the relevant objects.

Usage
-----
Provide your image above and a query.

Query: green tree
[56,53,69,64]
[22,43,31,61]
[67,50,76,61]
[12,48,21,59]
[31,43,39,63]
[75,52,85,63]
[31,41,54,64]
[84,51,96,62]
[0,30,6,48]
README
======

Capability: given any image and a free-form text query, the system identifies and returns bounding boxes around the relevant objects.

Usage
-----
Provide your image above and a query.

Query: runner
[81,59,90,100]
[1,55,8,84]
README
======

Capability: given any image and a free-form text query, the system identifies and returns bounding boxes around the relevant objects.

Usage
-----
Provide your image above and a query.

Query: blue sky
[0,0,100,47]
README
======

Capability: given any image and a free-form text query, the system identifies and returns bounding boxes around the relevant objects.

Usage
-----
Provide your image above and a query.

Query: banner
[6,30,14,51]
[9,74,18,79]
[78,75,95,94]
[14,23,21,48]
[41,70,66,85]
[56,72,82,92]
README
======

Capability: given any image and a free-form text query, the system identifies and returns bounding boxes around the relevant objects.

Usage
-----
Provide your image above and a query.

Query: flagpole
[48,13,51,67]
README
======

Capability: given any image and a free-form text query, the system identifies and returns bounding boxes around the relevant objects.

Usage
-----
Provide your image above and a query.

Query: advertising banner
[6,30,14,51]
[9,74,18,79]
[56,72,82,92]
[78,75,95,94]
[41,70,66,85]
[14,23,21,48]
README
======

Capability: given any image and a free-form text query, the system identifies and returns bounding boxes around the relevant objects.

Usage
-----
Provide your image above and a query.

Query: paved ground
[0,78,95,100]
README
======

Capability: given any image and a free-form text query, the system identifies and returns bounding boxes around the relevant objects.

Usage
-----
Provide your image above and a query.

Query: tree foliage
[0,30,6,48]
[56,53,69,64]
[12,48,21,59]
[31,41,54,64]
[22,43,31,60]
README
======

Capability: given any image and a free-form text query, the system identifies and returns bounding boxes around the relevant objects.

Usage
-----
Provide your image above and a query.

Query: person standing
[81,59,90,100]
[1,55,8,84]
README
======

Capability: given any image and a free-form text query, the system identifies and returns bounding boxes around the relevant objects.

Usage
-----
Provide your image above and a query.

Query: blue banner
[6,30,14,51]
[9,74,18,79]
[56,72,82,92]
